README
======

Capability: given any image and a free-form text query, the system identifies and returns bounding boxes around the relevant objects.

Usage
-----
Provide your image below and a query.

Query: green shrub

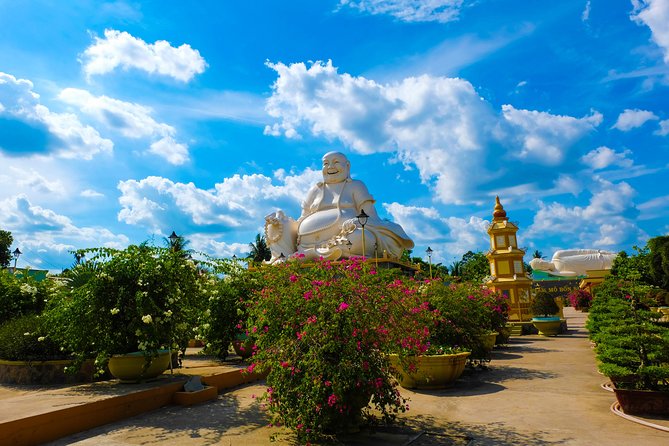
[423,281,508,360]
[590,278,669,391]
[530,291,559,317]
[0,270,59,324]
[196,260,264,359]
[45,244,209,373]
[0,315,67,361]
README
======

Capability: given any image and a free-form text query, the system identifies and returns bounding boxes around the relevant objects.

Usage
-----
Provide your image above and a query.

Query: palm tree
[249,234,271,263]
[533,250,543,259]
[165,232,192,258]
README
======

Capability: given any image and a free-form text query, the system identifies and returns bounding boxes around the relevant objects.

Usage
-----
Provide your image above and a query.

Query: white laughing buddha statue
[264,151,414,263]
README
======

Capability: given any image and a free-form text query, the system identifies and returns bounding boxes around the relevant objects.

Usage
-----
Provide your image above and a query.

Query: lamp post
[12,248,22,269]
[356,209,369,258]
[346,239,352,257]
[374,242,378,268]
[426,246,433,279]
[168,231,179,250]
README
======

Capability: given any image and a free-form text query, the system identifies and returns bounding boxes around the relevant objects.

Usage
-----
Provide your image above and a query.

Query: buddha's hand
[341,219,358,234]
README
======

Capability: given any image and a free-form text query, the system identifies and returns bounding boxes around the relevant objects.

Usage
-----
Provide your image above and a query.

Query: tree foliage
[459,251,489,283]
[248,233,271,263]
[0,229,13,268]
[648,235,669,291]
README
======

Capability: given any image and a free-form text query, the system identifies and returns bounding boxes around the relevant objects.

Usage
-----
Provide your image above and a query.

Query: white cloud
[339,0,466,23]
[500,105,602,165]
[117,168,321,231]
[81,29,207,82]
[58,88,189,164]
[383,202,489,259]
[0,194,129,270]
[148,136,189,165]
[0,72,113,160]
[264,60,497,204]
[581,146,633,170]
[14,168,66,195]
[80,189,104,198]
[527,180,643,247]
[631,0,669,64]
[582,1,591,21]
[656,118,669,135]
[265,61,606,205]
[612,108,658,131]
[638,194,669,220]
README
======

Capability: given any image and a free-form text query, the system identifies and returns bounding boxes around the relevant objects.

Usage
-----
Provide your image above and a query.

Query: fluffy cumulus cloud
[117,168,322,231]
[655,118,669,136]
[59,88,189,164]
[500,105,602,165]
[0,194,129,269]
[383,202,490,259]
[81,29,207,82]
[631,0,669,64]
[527,180,644,247]
[580,146,633,170]
[264,60,499,203]
[264,61,603,204]
[612,108,658,131]
[0,72,113,159]
[339,0,466,23]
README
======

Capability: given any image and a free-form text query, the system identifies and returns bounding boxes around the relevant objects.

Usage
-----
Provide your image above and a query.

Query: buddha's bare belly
[298,208,355,245]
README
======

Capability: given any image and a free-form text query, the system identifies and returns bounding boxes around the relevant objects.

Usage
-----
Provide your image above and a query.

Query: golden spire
[493,195,507,221]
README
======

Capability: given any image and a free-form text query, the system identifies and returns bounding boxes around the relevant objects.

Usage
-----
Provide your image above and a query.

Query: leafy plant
[245,257,429,442]
[423,281,508,360]
[0,269,60,325]
[530,290,559,317]
[45,244,209,374]
[0,314,67,361]
[591,277,669,391]
[196,258,264,359]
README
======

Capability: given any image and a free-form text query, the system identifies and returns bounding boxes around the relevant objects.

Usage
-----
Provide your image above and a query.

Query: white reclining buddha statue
[264,151,414,263]
[529,249,617,277]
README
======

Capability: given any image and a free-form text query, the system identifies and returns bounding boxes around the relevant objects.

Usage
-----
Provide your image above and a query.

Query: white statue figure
[529,249,617,277]
[265,151,414,263]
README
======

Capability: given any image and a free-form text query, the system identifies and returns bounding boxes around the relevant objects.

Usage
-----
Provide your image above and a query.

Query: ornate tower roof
[493,196,507,221]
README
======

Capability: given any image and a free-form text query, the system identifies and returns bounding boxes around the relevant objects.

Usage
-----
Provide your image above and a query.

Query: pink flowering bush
[244,257,432,442]
[567,289,592,310]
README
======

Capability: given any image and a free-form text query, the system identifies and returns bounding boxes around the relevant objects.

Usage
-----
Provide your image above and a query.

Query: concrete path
[41,308,668,445]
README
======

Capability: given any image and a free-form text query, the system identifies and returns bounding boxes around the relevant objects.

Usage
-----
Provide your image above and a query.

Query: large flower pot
[478,332,498,352]
[232,339,254,359]
[108,350,171,383]
[389,352,470,389]
[531,317,561,336]
[613,386,669,415]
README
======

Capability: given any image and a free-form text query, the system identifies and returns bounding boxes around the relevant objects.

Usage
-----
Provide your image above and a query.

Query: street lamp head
[356,209,369,227]
[426,246,433,257]
[168,231,179,243]
[12,248,22,259]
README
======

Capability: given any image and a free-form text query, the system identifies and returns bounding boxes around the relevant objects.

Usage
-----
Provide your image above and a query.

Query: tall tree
[249,234,271,263]
[0,229,13,268]
[648,236,669,290]
[459,251,489,283]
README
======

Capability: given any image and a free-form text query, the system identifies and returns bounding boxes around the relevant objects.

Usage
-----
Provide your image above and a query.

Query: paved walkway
[5,309,669,445]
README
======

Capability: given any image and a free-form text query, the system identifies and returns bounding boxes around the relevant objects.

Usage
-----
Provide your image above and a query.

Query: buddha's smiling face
[322,152,350,184]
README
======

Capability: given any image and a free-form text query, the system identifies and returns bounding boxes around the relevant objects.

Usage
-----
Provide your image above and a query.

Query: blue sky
[1,0,668,271]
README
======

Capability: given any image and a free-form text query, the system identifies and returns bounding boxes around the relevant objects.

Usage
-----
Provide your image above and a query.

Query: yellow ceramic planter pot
[108,350,171,382]
[531,317,561,336]
[389,352,470,390]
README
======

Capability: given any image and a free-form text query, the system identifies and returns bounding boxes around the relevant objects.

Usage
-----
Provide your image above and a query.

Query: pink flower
[324,380,331,387]
[280,361,290,368]
[289,274,298,282]
[246,363,256,373]
[337,302,350,312]
[327,393,338,406]
[303,291,313,301]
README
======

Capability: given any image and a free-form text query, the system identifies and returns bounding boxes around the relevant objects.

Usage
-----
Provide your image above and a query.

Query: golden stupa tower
[485,196,533,322]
